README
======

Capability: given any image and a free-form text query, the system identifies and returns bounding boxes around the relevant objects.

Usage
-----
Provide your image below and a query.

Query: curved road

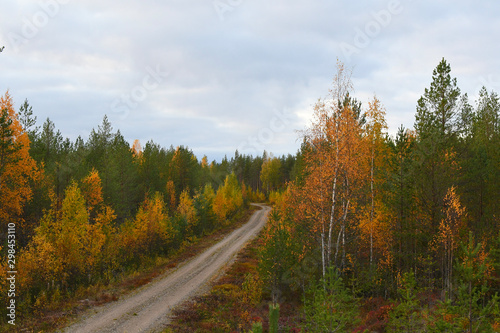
[60,204,270,333]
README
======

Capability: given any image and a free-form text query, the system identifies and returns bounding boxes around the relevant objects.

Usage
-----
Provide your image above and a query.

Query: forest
[0,89,296,328]
[253,59,500,332]
[1,58,500,332]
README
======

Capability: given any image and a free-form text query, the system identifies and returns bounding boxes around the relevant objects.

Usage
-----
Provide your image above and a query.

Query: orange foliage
[296,63,367,273]
[19,182,109,290]
[432,186,467,295]
[0,92,38,228]
[132,139,142,157]
[358,96,390,266]
[80,168,104,215]
[131,192,175,254]
[18,233,62,291]
[166,180,177,212]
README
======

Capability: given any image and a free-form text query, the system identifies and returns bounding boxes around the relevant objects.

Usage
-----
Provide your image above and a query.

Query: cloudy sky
[1,1,499,161]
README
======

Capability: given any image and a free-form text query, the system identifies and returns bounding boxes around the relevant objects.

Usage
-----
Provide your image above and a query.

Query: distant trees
[260,156,282,193]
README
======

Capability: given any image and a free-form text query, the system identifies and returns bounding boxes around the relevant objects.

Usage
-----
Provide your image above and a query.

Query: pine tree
[387,272,423,333]
[302,268,359,332]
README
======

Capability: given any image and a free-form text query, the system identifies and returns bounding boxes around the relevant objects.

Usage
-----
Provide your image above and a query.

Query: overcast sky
[1,1,499,161]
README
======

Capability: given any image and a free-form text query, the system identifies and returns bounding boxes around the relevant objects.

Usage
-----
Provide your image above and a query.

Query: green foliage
[106,131,140,221]
[258,209,296,303]
[193,184,217,235]
[387,272,424,332]
[0,107,16,172]
[452,233,499,332]
[249,321,263,333]
[425,232,500,332]
[302,268,359,332]
[426,298,463,333]
[260,156,282,193]
[269,303,279,333]
[415,58,461,138]
[18,99,38,140]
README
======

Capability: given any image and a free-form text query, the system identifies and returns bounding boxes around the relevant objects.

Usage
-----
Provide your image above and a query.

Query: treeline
[0,92,296,322]
[259,59,500,331]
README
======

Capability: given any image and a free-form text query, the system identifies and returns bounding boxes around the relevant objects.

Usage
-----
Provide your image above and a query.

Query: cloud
[1,0,499,160]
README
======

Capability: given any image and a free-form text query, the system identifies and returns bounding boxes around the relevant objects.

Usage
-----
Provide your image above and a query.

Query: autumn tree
[130,192,175,255]
[360,96,389,269]
[36,182,107,285]
[17,232,62,303]
[18,178,115,312]
[131,139,142,157]
[213,173,243,223]
[432,187,467,299]
[177,189,198,237]
[80,168,104,220]
[165,179,177,213]
[0,92,38,242]
[297,61,366,278]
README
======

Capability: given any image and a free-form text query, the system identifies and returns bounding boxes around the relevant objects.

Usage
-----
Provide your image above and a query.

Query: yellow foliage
[242,273,263,306]
[80,168,104,214]
[21,181,112,291]
[132,192,175,253]
[213,173,243,223]
[268,189,288,209]
[177,189,198,234]
[0,92,38,228]
[18,233,62,291]
[248,187,266,203]
[260,156,282,192]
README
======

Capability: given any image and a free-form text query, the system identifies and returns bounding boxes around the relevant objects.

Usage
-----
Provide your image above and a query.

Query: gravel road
[60,204,270,333]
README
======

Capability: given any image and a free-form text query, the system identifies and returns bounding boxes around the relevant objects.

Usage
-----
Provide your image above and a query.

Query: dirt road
[60,204,270,333]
